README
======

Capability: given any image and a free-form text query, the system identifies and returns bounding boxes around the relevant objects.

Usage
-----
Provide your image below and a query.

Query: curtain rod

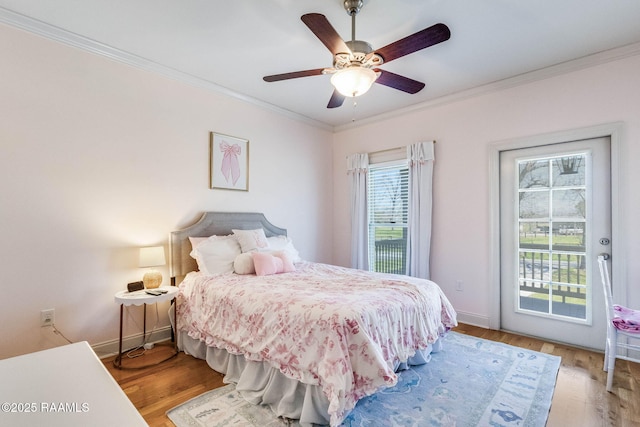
[369,141,436,156]
[346,141,436,159]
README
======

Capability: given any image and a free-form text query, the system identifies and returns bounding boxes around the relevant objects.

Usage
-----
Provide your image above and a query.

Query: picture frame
[210,132,249,191]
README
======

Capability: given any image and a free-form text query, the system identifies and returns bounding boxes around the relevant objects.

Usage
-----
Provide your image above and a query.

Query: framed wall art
[210,132,249,191]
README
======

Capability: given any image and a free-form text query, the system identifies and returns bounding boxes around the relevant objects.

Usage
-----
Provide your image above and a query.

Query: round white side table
[113,286,179,369]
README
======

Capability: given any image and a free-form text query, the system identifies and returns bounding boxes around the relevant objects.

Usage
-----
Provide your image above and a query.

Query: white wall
[332,53,640,327]
[0,23,333,359]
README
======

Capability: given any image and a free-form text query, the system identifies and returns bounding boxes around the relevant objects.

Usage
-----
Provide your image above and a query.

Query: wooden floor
[103,324,640,427]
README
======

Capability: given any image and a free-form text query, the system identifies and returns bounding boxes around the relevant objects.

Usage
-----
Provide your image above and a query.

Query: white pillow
[188,236,208,250]
[233,252,256,275]
[267,235,302,262]
[190,235,241,275]
[232,228,270,252]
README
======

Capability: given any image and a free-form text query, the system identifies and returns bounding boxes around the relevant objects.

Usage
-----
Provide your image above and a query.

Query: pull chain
[351,98,358,122]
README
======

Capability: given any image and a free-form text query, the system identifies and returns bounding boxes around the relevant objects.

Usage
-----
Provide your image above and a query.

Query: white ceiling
[2,0,640,129]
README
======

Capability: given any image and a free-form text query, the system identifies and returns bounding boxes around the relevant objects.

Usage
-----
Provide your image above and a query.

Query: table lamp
[139,246,166,289]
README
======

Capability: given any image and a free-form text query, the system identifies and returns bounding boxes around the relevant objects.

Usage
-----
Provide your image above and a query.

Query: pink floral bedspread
[176,262,457,426]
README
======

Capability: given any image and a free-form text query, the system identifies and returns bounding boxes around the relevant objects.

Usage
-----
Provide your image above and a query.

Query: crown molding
[0,7,332,131]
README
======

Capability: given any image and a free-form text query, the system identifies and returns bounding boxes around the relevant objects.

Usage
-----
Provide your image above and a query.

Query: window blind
[368,147,406,165]
[367,162,409,274]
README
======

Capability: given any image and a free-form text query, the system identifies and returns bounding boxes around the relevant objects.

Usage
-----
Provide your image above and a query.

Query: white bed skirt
[178,331,443,426]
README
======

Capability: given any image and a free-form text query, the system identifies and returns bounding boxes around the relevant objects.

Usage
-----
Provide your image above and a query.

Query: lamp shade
[139,246,166,268]
[139,246,165,289]
[330,66,377,97]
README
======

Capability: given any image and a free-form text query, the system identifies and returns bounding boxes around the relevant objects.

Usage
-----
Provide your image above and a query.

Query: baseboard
[455,311,492,329]
[92,326,173,359]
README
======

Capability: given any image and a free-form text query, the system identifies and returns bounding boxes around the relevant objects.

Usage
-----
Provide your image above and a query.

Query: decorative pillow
[251,251,296,276]
[267,235,302,262]
[233,252,256,275]
[232,228,270,252]
[188,236,208,250]
[189,235,241,275]
[273,251,296,272]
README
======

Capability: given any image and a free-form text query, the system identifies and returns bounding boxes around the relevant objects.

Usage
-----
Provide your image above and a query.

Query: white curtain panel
[407,141,435,279]
[347,153,369,270]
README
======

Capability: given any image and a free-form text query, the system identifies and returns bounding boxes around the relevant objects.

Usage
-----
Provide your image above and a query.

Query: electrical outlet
[455,280,464,292]
[41,309,55,327]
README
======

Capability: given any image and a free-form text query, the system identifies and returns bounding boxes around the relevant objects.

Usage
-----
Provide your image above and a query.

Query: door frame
[488,122,624,331]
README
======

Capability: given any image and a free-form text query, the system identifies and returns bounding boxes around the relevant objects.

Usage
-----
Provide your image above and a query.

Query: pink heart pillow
[251,251,295,276]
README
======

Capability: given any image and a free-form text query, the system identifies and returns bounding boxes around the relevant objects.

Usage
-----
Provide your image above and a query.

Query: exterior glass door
[500,137,610,350]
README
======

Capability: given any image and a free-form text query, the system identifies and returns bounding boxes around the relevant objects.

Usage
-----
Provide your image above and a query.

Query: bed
[170,212,457,426]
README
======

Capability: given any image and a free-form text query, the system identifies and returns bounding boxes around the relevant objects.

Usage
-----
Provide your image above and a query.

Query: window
[368,162,409,274]
[517,153,588,320]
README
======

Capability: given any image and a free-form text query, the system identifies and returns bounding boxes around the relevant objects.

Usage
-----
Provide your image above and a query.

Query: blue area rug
[167,332,561,427]
[341,332,561,427]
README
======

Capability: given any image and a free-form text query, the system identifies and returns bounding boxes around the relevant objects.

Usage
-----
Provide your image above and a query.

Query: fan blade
[374,69,425,94]
[327,90,345,109]
[301,13,351,55]
[263,68,325,82]
[374,23,450,63]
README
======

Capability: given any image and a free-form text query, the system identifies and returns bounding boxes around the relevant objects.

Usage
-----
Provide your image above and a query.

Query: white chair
[597,254,640,391]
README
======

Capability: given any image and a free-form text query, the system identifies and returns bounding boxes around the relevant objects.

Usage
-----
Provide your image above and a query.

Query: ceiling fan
[263,0,450,109]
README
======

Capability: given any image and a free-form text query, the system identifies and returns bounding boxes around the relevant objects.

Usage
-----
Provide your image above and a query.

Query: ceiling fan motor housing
[346,40,372,55]
[335,40,383,70]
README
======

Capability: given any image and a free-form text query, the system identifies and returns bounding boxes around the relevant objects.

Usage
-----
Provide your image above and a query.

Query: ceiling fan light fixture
[330,66,377,97]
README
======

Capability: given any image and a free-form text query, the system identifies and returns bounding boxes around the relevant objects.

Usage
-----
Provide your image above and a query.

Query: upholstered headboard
[170,212,287,284]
